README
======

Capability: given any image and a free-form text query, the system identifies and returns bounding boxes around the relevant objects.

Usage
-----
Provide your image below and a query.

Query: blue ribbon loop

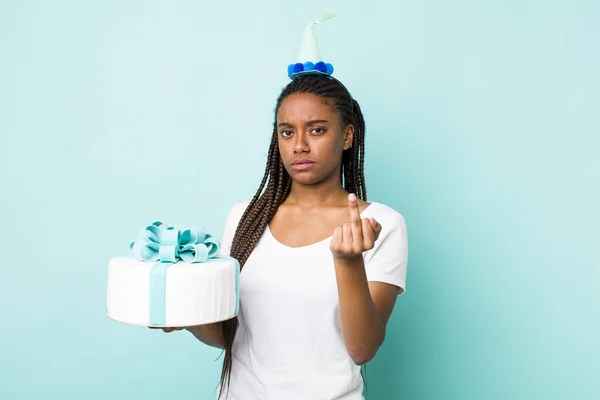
[129,221,219,264]
[128,221,237,326]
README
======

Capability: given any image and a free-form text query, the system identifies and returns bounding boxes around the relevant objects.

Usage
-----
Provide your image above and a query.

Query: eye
[280,130,293,138]
[311,127,326,135]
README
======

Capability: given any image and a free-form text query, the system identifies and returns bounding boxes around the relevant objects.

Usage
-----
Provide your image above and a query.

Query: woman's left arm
[330,194,402,365]
[334,257,400,365]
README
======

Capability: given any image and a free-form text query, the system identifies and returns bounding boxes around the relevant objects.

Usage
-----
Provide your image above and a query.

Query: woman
[160,73,408,399]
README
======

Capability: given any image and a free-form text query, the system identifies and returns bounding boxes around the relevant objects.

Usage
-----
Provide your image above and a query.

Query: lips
[291,159,315,171]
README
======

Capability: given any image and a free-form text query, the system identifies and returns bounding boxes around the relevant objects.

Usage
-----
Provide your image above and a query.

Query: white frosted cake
[106,221,239,327]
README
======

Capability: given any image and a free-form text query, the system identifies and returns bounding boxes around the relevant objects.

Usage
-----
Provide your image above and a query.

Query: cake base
[107,256,239,327]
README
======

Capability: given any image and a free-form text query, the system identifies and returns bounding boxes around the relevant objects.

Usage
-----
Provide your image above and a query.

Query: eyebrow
[278,119,330,128]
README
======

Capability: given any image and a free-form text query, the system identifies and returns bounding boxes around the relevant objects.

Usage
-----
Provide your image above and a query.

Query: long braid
[217,74,367,399]
[353,99,367,200]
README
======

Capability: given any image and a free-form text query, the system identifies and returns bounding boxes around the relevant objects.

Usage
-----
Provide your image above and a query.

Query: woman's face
[276,92,353,186]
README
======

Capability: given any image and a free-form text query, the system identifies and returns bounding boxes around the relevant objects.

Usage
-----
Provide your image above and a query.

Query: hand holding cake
[148,326,183,333]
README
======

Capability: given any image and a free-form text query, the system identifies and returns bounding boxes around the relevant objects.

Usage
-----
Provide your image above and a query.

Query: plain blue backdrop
[1,1,598,399]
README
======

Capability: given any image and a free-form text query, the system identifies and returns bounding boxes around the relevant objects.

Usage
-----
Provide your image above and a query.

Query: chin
[290,171,334,186]
[285,169,315,184]
[289,172,315,184]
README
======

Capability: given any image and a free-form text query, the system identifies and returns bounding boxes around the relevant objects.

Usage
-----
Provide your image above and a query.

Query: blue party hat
[287,10,336,79]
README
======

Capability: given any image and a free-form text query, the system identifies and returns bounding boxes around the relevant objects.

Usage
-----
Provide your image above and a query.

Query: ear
[343,124,355,151]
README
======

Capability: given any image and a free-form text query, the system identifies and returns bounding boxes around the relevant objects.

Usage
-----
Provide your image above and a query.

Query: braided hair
[217,73,367,399]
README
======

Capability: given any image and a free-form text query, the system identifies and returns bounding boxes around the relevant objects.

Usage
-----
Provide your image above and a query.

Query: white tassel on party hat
[288,10,336,79]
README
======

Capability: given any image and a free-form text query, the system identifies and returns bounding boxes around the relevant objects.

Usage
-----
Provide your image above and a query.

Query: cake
[107,221,239,327]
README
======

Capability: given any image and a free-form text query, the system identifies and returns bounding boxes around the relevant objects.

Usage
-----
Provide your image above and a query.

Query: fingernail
[349,193,356,201]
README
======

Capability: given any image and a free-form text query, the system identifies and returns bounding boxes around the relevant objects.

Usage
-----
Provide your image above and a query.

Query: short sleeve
[363,212,408,295]
[218,201,250,257]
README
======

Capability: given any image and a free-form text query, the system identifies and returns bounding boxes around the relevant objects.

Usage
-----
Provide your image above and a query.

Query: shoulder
[219,200,253,255]
[360,201,408,261]
[228,200,252,218]
[363,201,407,230]
[361,201,409,291]
[224,200,252,229]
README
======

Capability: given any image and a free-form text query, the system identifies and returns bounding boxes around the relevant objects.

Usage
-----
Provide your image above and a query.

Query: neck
[285,174,348,208]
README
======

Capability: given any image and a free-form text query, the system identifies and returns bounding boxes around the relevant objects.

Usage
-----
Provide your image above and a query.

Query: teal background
[1,0,598,399]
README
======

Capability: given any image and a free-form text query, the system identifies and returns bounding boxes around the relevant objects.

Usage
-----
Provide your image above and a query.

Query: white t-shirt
[217,200,408,400]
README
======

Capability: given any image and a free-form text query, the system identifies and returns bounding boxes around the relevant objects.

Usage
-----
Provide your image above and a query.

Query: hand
[330,193,382,260]
[148,326,185,333]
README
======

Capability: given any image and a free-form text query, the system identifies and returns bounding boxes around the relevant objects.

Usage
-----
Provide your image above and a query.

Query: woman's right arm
[185,322,225,349]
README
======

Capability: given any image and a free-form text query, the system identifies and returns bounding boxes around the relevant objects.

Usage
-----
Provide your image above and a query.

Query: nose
[293,134,309,154]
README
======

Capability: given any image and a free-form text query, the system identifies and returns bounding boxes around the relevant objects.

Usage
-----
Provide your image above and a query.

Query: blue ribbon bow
[129,221,219,264]
[127,221,236,326]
